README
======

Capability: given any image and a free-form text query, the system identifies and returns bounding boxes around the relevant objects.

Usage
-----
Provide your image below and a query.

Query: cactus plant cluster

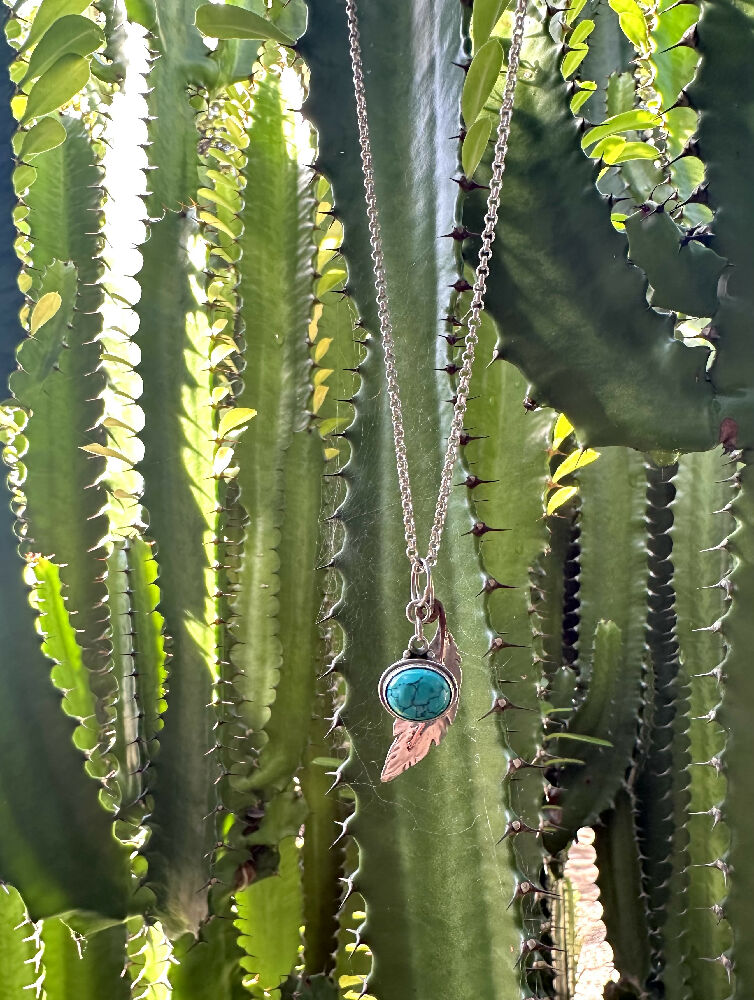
[0,0,752,997]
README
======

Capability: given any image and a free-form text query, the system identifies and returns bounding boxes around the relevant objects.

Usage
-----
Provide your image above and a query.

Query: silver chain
[345,0,528,573]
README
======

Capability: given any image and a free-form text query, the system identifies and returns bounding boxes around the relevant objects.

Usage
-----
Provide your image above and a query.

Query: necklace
[345,0,529,781]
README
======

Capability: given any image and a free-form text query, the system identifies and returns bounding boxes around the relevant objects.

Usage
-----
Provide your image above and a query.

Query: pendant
[379,599,462,782]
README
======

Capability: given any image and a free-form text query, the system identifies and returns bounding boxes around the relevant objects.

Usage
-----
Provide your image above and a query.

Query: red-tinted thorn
[459,430,487,445]
[441,313,465,327]
[458,474,498,489]
[452,174,489,192]
[719,416,738,453]
[451,58,471,74]
[450,277,473,292]
[437,363,461,376]
[446,394,480,408]
[464,520,509,537]
[523,395,540,411]
[442,225,479,241]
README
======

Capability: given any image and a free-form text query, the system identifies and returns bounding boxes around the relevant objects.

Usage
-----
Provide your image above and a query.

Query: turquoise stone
[383,664,452,722]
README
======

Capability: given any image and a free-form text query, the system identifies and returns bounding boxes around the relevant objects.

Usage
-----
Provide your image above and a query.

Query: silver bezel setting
[378,656,460,722]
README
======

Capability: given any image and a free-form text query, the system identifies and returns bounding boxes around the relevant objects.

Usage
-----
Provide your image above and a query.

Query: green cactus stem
[673,449,732,1000]
[133,0,219,934]
[301,0,527,995]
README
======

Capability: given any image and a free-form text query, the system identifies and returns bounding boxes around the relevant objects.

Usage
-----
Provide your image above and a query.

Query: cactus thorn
[480,696,536,721]
[459,430,487,444]
[441,225,479,241]
[463,521,510,537]
[690,805,724,827]
[452,174,489,192]
[485,635,526,655]
[497,818,540,842]
[478,577,517,596]
[437,362,461,376]
[506,757,546,778]
[458,474,498,489]
[700,954,733,980]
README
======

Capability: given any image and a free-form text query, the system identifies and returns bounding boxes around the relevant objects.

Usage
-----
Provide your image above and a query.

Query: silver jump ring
[410,558,434,608]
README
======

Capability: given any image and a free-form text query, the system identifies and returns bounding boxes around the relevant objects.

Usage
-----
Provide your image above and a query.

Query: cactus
[0,0,754,997]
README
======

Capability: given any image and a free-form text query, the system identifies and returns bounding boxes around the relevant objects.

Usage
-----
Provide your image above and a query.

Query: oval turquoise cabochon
[383,665,452,722]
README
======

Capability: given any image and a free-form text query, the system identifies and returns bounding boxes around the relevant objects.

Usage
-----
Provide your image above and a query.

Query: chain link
[345,0,528,570]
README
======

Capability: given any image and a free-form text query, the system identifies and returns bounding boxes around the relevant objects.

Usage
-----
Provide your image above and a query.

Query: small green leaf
[543,732,614,747]
[123,0,157,31]
[581,109,661,149]
[310,756,342,768]
[552,447,600,483]
[317,416,350,437]
[217,406,257,438]
[13,164,37,194]
[313,337,332,362]
[21,54,90,123]
[609,0,650,49]
[80,442,131,463]
[462,117,492,177]
[570,80,596,113]
[570,18,595,45]
[547,485,578,515]
[22,15,103,84]
[608,140,659,164]
[462,38,503,127]
[472,0,504,49]
[213,444,234,476]
[29,291,61,334]
[562,45,588,79]
[664,106,698,158]
[19,116,66,158]
[565,0,588,24]
[651,2,698,50]
[651,45,699,110]
[670,155,705,200]
[22,0,90,50]
[195,4,296,44]
[590,137,659,164]
[316,267,346,297]
[552,413,574,450]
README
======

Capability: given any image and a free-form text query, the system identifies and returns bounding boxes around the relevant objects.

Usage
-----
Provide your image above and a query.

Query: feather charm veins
[345,0,529,778]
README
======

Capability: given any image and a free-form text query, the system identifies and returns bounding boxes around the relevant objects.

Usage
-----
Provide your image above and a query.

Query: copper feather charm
[380,616,462,782]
